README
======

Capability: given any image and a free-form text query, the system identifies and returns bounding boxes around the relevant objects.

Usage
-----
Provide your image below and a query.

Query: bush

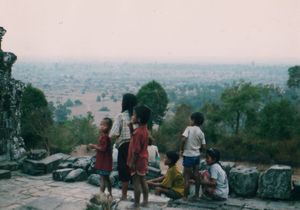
[49,113,98,154]
[99,106,110,112]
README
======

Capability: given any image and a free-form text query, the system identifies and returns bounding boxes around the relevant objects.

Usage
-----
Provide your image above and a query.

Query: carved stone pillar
[0,26,26,161]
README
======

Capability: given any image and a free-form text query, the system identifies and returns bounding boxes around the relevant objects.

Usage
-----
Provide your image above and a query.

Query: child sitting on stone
[147,151,184,200]
[200,148,229,200]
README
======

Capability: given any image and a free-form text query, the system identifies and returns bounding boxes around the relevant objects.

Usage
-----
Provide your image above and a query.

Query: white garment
[182,126,206,156]
[209,163,229,199]
[109,111,131,148]
[148,145,160,163]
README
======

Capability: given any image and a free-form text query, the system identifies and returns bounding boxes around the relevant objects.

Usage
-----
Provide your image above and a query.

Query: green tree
[201,103,223,143]
[137,80,168,127]
[153,104,192,152]
[220,81,261,134]
[20,84,53,150]
[258,99,297,140]
[64,99,74,107]
[74,99,82,106]
[96,95,101,102]
[49,112,98,153]
[55,104,71,122]
[287,66,300,88]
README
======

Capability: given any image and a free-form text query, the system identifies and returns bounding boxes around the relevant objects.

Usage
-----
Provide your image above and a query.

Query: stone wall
[0,26,26,161]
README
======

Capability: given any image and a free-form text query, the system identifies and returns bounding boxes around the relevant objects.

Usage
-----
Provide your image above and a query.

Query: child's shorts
[96,169,111,176]
[183,156,200,168]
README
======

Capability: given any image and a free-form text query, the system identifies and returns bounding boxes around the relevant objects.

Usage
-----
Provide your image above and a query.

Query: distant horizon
[14,56,298,66]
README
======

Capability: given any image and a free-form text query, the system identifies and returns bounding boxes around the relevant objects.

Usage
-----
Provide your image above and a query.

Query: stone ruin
[0,26,26,162]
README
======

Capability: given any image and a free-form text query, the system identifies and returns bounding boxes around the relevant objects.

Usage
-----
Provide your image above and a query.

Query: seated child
[147,151,184,200]
[200,148,229,200]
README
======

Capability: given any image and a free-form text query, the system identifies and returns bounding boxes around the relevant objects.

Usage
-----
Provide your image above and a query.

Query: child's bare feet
[126,203,140,210]
[121,195,127,201]
[141,201,148,207]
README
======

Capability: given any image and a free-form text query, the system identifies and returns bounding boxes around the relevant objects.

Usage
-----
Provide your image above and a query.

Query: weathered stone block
[22,153,69,175]
[57,156,78,169]
[0,169,11,179]
[88,174,101,186]
[64,168,87,182]
[220,161,236,177]
[0,161,18,170]
[73,156,91,170]
[257,165,292,200]
[292,180,300,200]
[52,168,73,181]
[229,166,259,197]
[28,149,47,160]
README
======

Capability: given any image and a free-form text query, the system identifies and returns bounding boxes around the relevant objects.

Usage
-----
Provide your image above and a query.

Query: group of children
[89,103,229,210]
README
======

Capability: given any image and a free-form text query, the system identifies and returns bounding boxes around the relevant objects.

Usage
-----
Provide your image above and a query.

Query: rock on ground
[64,168,88,182]
[0,169,11,179]
[257,165,292,200]
[229,166,259,197]
[52,168,73,181]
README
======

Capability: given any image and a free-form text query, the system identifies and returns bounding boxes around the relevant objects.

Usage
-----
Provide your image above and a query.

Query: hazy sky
[1,0,300,63]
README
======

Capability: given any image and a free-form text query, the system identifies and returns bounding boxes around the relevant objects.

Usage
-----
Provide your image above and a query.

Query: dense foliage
[155,66,300,166]
[20,84,53,150]
[21,85,98,153]
[137,80,168,127]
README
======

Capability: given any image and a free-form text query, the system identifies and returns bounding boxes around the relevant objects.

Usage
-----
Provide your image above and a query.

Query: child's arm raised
[88,136,108,152]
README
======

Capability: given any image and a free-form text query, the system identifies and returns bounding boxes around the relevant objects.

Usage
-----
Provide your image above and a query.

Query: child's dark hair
[166,151,179,165]
[134,105,151,124]
[191,112,204,126]
[122,93,137,117]
[206,148,220,163]
[103,117,113,130]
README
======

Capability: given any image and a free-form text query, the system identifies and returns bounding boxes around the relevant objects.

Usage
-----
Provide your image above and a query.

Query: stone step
[0,161,18,171]
[22,153,70,176]
[0,169,11,179]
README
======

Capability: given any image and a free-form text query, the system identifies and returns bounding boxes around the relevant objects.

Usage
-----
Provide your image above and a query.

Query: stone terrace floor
[0,171,300,210]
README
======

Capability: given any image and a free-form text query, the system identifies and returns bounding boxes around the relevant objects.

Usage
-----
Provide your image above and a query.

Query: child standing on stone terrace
[200,148,229,200]
[180,112,206,200]
[127,105,151,210]
[89,117,113,197]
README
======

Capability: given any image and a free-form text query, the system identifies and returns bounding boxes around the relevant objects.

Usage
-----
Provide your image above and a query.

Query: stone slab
[22,153,70,175]
[257,165,292,200]
[28,149,48,160]
[16,196,64,210]
[52,168,73,181]
[0,169,11,179]
[0,161,18,171]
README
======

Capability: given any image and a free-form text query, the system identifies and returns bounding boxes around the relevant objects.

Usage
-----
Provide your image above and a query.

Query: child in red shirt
[127,105,151,210]
[89,117,113,197]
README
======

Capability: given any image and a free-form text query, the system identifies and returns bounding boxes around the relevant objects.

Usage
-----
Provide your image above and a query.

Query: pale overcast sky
[1,0,300,63]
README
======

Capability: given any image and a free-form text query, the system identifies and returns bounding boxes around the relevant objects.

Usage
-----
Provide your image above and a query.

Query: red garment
[127,125,149,175]
[95,135,112,171]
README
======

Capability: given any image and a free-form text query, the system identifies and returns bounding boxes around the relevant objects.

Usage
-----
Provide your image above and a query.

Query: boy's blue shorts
[96,169,111,176]
[183,156,200,168]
